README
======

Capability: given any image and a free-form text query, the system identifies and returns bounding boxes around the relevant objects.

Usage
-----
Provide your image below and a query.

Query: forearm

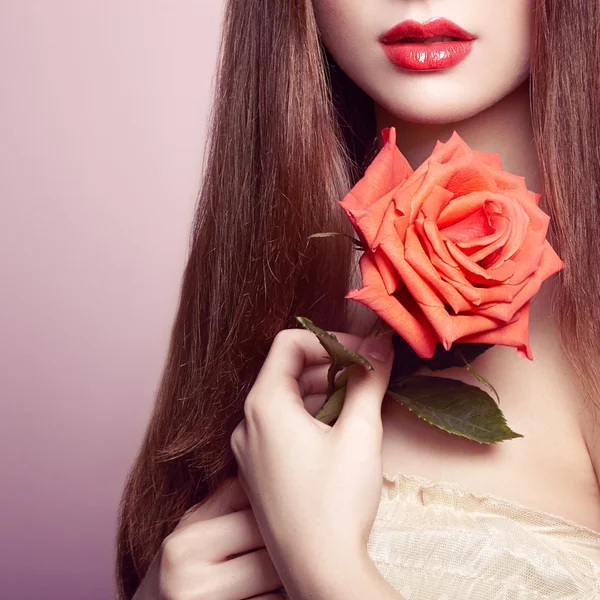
[282,551,407,600]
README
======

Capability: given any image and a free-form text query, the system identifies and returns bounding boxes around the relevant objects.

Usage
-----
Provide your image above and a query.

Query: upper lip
[380,17,475,44]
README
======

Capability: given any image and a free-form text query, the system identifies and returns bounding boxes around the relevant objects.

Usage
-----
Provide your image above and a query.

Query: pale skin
[134,0,600,598]
[134,331,404,600]
[371,83,600,535]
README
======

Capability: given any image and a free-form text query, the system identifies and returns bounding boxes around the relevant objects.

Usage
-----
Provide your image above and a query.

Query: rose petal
[418,303,513,351]
[380,233,512,349]
[407,162,457,221]
[419,228,477,290]
[423,219,459,268]
[404,226,472,314]
[347,252,438,357]
[421,186,455,221]
[338,126,413,213]
[341,129,562,362]
[501,190,551,284]
[469,243,564,322]
[447,277,529,306]
[474,151,503,170]
[468,198,529,266]
[445,238,517,282]
[444,155,499,196]
[456,303,533,360]
[438,192,530,268]
[428,131,471,164]
[373,249,401,295]
[492,170,529,192]
[441,205,497,244]
[380,234,446,308]
[500,230,546,286]
[437,190,487,228]
[342,182,404,249]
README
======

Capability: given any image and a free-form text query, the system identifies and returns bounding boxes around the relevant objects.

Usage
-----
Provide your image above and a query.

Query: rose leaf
[295,317,373,396]
[315,371,348,425]
[453,346,500,404]
[387,375,523,444]
[308,232,363,251]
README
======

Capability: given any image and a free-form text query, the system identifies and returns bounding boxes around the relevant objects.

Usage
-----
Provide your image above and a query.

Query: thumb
[335,330,394,432]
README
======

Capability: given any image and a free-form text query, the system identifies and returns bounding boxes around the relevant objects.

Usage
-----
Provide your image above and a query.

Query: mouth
[380,18,476,71]
[395,35,462,44]
[381,18,475,44]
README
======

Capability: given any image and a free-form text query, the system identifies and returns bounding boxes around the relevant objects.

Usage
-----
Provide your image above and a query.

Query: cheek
[312,0,390,116]
[478,0,535,79]
[311,0,378,59]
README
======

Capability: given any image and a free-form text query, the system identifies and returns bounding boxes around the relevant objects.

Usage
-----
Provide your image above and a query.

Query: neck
[374,80,541,193]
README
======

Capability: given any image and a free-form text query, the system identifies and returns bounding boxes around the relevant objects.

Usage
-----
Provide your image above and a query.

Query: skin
[312,0,535,123]
[136,1,600,598]
[324,0,600,533]
[135,331,402,600]
[230,329,401,600]
[133,476,284,600]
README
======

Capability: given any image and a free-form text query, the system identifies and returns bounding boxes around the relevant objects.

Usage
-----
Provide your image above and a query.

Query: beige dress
[366,472,600,599]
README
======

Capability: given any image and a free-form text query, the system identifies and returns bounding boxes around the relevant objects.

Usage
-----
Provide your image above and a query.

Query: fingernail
[362,331,394,362]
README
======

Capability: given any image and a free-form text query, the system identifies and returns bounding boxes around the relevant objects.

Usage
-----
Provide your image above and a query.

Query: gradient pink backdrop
[1,2,224,598]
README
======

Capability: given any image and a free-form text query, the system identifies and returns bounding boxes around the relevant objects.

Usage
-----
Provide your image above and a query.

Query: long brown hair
[531,0,600,409]
[116,1,600,597]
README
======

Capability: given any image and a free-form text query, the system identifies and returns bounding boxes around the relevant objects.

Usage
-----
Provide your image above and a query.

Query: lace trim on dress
[364,471,600,598]
[380,471,600,544]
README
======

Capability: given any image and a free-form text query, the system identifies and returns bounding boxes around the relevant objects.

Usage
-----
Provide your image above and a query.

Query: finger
[175,477,249,530]
[298,363,349,398]
[335,331,394,432]
[256,329,362,392]
[298,363,328,397]
[302,393,327,417]
[179,507,265,562]
[209,547,282,600]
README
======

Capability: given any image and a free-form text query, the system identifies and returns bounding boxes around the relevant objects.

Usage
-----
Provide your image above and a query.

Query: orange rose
[340,127,564,360]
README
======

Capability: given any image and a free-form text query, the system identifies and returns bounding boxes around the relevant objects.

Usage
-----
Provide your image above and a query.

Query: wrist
[283,547,400,600]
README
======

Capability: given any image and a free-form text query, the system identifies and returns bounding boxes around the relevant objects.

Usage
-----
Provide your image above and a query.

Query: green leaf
[315,371,348,425]
[453,347,500,404]
[295,316,372,396]
[388,375,523,444]
[308,232,363,251]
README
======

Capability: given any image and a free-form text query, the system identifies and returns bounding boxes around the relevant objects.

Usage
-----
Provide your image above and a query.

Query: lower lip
[381,40,474,71]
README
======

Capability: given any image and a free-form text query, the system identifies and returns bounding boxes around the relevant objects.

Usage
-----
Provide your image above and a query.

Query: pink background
[1,2,224,598]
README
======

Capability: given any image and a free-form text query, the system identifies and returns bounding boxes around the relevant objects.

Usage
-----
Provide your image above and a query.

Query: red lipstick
[380,18,475,71]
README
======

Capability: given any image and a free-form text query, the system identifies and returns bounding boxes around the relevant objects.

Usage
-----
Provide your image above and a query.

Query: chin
[371,73,530,125]
[385,101,497,125]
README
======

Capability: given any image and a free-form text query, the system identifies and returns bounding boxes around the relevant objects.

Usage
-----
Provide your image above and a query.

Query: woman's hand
[230,327,395,599]
[132,476,285,600]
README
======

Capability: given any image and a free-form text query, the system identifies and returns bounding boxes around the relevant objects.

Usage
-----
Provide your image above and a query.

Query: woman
[117,1,600,598]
